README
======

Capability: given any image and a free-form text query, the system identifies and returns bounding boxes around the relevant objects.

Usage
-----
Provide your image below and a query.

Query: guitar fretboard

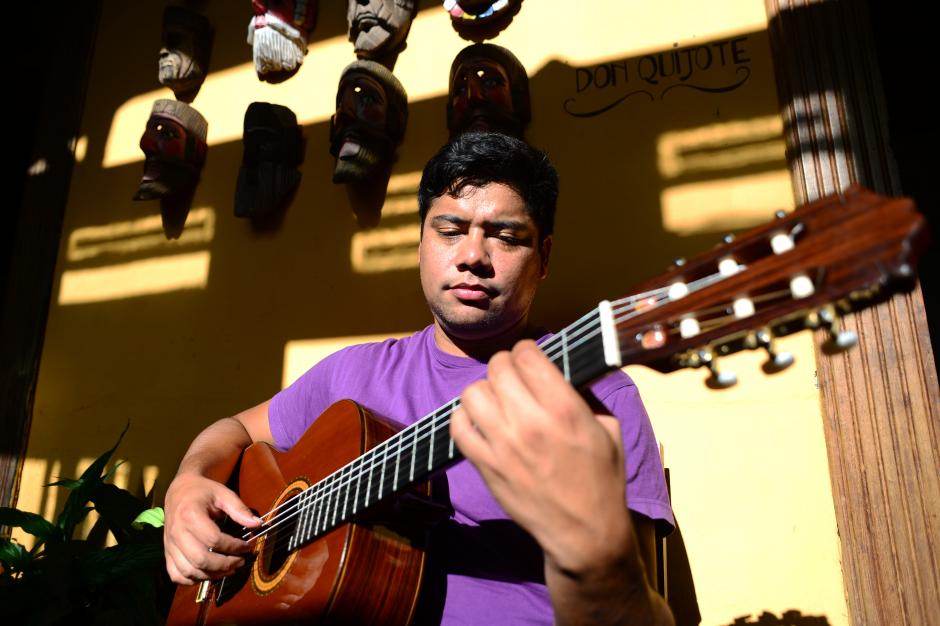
[284,305,617,550]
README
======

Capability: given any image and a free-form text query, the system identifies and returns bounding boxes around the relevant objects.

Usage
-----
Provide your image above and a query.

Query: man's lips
[449,283,496,301]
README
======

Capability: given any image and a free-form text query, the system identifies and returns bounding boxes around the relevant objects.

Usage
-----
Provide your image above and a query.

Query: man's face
[330,72,393,183]
[347,0,415,56]
[419,183,550,342]
[448,58,518,137]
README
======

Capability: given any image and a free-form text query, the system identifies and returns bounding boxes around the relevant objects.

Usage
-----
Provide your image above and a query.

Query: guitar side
[166,400,427,626]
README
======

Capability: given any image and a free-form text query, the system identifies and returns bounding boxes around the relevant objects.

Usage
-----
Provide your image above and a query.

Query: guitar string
[242,271,740,546]
[243,269,744,546]
[239,302,622,539]
[239,304,616,544]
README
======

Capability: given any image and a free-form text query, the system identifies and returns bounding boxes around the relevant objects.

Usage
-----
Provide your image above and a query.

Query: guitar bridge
[195,580,210,604]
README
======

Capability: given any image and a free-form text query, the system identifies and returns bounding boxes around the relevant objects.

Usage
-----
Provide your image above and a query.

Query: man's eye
[498,235,522,245]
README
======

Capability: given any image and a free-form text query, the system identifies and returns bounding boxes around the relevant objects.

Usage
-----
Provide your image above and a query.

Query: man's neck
[432,318,537,362]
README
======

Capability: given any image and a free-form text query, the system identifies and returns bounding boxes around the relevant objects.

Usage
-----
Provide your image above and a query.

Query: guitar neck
[289,305,620,546]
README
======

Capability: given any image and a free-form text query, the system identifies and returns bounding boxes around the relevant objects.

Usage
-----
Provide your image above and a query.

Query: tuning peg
[698,349,737,389]
[818,305,858,354]
[753,328,795,373]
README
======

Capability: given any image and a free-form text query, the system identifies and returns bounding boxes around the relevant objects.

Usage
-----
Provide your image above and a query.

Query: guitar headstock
[611,186,928,387]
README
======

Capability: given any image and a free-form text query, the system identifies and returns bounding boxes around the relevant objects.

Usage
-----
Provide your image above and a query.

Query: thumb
[215,486,263,528]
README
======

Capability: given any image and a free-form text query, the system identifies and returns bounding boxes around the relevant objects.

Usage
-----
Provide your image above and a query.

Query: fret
[561,327,570,381]
[322,472,334,531]
[341,463,352,521]
[409,424,417,482]
[448,399,457,459]
[428,413,436,473]
[352,457,361,515]
[288,489,303,550]
[378,440,389,500]
[393,432,402,490]
[364,451,374,508]
[310,482,322,539]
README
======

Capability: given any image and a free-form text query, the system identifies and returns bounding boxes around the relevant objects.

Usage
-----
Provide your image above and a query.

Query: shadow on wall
[725,610,831,626]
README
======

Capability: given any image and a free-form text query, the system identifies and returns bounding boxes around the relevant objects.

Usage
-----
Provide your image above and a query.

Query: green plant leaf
[0,508,60,544]
[79,542,164,587]
[0,539,31,573]
[45,477,83,489]
[56,422,130,537]
[90,483,148,544]
[132,507,165,530]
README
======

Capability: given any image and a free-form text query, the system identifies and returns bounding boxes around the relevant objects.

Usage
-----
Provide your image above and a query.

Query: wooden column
[763,1,940,624]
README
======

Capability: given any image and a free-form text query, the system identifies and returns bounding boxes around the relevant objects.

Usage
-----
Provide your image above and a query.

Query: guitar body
[167,400,428,626]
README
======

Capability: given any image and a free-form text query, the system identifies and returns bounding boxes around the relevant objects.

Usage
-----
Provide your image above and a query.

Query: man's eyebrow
[430,214,470,226]
[484,219,531,232]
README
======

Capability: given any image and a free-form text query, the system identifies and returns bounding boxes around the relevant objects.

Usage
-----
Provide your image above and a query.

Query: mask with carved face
[158,7,213,102]
[329,60,407,184]
[135,99,208,201]
[447,43,530,139]
[248,0,319,83]
[347,0,416,60]
[235,102,304,218]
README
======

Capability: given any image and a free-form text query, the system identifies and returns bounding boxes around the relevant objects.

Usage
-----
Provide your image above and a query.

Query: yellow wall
[17,1,848,624]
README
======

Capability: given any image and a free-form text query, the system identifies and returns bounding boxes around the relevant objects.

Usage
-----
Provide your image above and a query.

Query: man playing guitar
[164,132,675,625]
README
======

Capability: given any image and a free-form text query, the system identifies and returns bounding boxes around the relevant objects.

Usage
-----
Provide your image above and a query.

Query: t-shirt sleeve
[268,349,346,451]
[590,371,675,534]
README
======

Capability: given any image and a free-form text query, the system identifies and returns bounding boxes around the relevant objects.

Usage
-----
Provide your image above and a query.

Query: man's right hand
[163,473,262,585]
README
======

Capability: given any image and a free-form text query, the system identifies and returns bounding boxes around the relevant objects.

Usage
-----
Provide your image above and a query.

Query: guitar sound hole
[259,525,292,577]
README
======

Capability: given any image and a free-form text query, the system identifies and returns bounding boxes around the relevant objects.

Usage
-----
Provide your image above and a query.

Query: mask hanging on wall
[158,6,213,102]
[346,0,417,68]
[443,0,523,41]
[235,102,304,222]
[329,60,408,227]
[447,43,530,139]
[247,0,319,83]
[134,99,208,238]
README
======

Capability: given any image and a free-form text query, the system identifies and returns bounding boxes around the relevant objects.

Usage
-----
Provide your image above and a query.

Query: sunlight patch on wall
[661,170,794,235]
[104,1,769,167]
[656,116,793,235]
[58,251,211,305]
[282,333,412,389]
[11,458,61,551]
[347,170,423,274]
[658,115,784,179]
[350,224,421,274]
[58,209,215,305]
[67,207,215,261]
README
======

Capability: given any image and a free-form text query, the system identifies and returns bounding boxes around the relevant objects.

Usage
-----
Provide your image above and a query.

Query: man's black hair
[418,132,558,241]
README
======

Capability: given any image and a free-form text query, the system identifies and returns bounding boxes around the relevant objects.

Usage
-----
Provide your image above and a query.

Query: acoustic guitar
[166,186,927,625]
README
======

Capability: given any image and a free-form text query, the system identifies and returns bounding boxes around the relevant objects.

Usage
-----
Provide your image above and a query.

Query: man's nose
[456,232,492,273]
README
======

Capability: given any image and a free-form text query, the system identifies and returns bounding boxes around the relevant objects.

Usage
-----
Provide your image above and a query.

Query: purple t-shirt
[269,325,674,625]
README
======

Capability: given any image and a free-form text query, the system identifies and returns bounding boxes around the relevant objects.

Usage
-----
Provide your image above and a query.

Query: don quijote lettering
[566,36,752,117]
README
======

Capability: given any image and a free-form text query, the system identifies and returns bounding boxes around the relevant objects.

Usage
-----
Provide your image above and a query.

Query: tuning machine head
[696,348,738,389]
[747,328,796,373]
[816,305,858,354]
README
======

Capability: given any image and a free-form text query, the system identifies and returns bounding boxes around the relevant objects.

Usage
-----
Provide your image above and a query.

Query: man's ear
[539,236,552,279]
